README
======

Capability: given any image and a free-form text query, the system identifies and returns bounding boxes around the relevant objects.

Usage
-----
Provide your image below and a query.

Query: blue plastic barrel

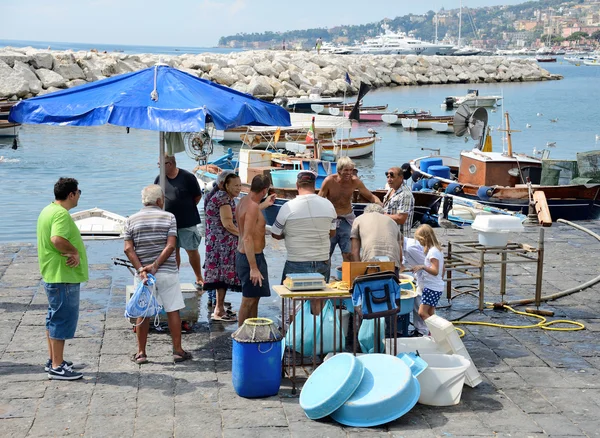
[232,339,282,397]
[419,157,443,174]
[428,165,451,179]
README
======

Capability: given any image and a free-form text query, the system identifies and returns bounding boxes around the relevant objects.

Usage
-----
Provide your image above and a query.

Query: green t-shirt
[37,202,88,284]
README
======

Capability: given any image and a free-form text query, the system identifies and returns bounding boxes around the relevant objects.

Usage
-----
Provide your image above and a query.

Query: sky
[1,0,527,48]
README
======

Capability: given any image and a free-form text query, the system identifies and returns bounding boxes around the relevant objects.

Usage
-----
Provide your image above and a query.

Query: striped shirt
[383,184,415,237]
[123,206,178,274]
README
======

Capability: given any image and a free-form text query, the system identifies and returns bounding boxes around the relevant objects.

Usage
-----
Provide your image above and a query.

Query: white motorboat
[442,89,502,109]
[357,23,455,56]
[71,207,126,240]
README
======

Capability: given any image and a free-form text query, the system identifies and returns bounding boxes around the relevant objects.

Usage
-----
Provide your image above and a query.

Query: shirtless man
[236,175,275,326]
[319,156,382,261]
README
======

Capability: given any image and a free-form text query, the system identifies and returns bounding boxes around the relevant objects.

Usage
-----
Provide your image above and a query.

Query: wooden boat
[308,136,376,159]
[313,103,388,116]
[0,100,20,138]
[431,121,454,133]
[409,112,600,222]
[71,207,126,239]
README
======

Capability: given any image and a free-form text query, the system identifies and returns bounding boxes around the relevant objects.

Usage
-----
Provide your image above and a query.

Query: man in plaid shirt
[383,166,415,238]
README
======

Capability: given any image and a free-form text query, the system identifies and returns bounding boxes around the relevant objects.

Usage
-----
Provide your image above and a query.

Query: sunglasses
[385,172,396,178]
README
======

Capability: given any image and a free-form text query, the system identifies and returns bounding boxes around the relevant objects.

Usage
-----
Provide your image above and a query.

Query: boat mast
[458,0,462,48]
[435,13,439,44]
[497,112,520,157]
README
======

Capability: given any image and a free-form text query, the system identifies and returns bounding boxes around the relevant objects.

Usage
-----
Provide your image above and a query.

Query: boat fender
[445,183,463,195]
[477,186,495,201]
[427,178,441,190]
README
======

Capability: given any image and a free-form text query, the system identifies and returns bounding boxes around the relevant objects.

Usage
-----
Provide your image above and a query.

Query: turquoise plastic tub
[270,170,301,188]
[232,339,282,398]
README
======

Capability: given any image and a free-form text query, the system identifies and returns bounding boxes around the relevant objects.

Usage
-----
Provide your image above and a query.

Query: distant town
[218,0,600,53]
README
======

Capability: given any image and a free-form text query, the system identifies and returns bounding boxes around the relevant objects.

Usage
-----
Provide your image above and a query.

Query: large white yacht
[356,24,455,56]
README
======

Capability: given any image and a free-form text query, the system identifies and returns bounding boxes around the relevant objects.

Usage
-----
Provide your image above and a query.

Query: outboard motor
[445,97,456,110]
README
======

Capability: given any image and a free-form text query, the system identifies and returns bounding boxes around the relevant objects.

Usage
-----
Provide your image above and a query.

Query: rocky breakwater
[0,46,562,100]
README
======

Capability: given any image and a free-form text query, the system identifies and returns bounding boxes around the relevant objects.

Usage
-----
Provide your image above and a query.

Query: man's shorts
[281,260,331,284]
[236,252,271,298]
[134,272,185,313]
[44,282,80,340]
[329,218,352,255]
[422,287,443,307]
[177,225,201,250]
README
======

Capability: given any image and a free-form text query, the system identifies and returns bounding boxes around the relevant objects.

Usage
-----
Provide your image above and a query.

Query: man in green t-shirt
[37,177,88,380]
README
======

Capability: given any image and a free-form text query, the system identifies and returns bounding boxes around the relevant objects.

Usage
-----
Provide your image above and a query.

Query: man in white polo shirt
[271,171,337,313]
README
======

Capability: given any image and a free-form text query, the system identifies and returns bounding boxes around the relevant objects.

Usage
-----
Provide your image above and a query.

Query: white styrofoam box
[385,336,444,355]
[425,315,482,388]
[126,283,200,324]
[471,215,524,247]
[239,149,273,184]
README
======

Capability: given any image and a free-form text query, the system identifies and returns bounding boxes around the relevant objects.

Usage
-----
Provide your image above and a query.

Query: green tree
[566,31,589,41]
[591,30,600,42]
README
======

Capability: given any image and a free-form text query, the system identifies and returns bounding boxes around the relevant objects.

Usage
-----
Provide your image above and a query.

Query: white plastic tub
[471,215,524,247]
[417,353,471,406]
[384,336,444,355]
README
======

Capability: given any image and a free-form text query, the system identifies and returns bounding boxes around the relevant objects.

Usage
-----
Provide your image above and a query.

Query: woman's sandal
[173,350,193,363]
[211,313,237,322]
[132,353,148,364]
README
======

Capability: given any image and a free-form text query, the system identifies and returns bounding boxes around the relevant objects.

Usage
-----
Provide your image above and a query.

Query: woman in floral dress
[204,173,242,322]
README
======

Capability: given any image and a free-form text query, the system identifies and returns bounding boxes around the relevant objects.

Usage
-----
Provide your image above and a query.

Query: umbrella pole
[159,131,166,209]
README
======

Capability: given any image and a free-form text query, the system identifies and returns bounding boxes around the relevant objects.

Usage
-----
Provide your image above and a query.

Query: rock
[0,60,29,98]
[35,68,67,89]
[0,50,30,68]
[235,65,256,77]
[12,61,42,95]
[288,71,311,89]
[26,51,53,69]
[52,53,85,80]
[210,68,237,87]
[254,61,277,77]
[65,79,88,88]
[247,76,273,97]
[38,86,62,96]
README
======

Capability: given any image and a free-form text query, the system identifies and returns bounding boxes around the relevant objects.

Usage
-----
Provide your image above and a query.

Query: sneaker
[48,363,83,380]
[44,359,73,372]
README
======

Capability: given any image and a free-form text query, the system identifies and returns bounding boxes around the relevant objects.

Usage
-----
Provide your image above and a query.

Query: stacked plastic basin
[299,352,427,427]
[428,165,451,180]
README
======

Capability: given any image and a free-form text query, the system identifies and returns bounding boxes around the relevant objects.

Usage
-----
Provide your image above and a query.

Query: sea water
[1,60,599,243]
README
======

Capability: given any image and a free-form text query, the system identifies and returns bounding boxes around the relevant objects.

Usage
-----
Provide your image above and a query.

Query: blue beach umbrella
[9,63,291,187]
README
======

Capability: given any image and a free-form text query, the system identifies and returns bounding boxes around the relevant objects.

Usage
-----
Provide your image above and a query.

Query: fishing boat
[431,121,454,134]
[71,207,126,239]
[308,136,376,159]
[312,103,388,116]
[535,56,557,63]
[409,111,600,222]
[442,90,502,110]
[0,100,20,138]
[344,108,431,123]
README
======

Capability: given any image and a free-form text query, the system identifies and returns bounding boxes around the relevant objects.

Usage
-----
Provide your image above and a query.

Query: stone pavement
[1,221,600,437]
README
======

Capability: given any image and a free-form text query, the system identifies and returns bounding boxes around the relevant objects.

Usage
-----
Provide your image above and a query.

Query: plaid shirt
[383,184,415,237]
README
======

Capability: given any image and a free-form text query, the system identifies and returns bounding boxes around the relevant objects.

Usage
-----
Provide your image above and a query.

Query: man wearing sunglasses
[37,177,87,380]
[383,166,415,238]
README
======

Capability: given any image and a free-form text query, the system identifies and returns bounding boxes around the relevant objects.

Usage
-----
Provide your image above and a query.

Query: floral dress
[203,190,241,291]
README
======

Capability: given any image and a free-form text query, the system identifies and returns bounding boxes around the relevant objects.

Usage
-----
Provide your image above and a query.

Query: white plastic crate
[425,314,482,388]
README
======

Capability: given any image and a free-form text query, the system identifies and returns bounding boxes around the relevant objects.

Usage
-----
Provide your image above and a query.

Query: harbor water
[1,60,599,243]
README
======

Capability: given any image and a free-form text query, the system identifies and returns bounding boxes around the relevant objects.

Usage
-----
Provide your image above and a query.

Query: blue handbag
[351,271,400,319]
[124,274,162,321]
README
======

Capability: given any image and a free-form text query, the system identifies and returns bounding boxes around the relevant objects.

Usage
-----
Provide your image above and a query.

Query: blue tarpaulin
[9,64,290,131]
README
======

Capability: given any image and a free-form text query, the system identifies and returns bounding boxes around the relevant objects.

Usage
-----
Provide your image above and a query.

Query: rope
[151,65,159,101]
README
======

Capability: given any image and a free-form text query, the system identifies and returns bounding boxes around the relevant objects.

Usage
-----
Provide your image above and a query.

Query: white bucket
[417,354,471,406]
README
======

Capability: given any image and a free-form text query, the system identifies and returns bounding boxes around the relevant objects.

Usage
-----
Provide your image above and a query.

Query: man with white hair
[350,203,403,270]
[320,156,382,262]
[124,184,192,364]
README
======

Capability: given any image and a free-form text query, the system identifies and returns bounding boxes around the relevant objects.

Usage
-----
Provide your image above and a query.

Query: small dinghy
[71,207,126,240]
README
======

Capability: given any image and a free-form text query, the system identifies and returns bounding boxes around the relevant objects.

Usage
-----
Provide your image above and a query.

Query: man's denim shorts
[329,218,352,255]
[44,282,80,340]
[177,225,202,250]
[281,260,331,284]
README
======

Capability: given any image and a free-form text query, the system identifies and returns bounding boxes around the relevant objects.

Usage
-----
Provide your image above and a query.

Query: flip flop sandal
[211,313,237,322]
[173,350,193,363]
[225,309,237,317]
[224,301,232,308]
[132,353,148,365]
